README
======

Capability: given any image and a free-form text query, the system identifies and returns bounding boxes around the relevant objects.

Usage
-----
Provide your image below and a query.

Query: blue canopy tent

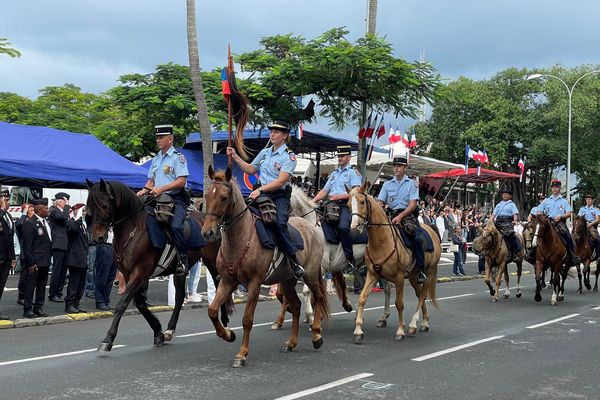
[141,148,254,195]
[0,122,148,188]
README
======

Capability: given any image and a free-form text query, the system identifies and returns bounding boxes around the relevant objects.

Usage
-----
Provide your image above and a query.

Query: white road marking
[411,335,505,362]
[592,306,600,310]
[0,345,126,367]
[274,372,374,400]
[526,313,580,329]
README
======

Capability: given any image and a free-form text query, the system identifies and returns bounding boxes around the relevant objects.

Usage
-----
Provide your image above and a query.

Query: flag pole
[227,44,233,168]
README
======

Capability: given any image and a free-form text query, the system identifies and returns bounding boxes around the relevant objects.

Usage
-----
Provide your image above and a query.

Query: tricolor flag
[297,123,304,140]
[465,143,475,174]
[365,113,379,138]
[221,67,231,102]
[409,127,417,148]
[483,149,490,165]
[402,129,410,146]
[358,112,373,138]
[376,117,386,138]
[518,157,525,182]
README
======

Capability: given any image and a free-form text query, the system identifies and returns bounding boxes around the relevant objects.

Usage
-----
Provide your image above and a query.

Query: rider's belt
[496,216,512,221]
[333,200,348,206]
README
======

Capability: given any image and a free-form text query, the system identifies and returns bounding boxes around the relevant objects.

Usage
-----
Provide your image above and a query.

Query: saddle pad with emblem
[396,225,435,252]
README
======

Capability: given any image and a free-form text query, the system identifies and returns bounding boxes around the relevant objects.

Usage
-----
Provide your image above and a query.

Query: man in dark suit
[64,204,89,313]
[15,203,34,305]
[48,192,71,302]
[21,198,53,318]
[0,189,16,320]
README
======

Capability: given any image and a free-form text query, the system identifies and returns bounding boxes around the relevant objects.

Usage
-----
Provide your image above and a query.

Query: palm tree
[186,0,213,188]
[0,38,21,58]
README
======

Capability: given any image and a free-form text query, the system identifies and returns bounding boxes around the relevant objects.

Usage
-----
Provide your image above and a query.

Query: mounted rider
[377,156,426,284]
[227,120,304,280]
[491,188,524,258]
[137,124,190,276]
[534,179,580,266]
[577,194,600,256]
[312,145,362,273]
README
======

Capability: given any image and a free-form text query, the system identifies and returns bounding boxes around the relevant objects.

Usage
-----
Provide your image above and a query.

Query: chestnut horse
[86,180,230,351]
[348,185,441,343]
[472,220,524,302]
[529,214,571,305]
[201,167,329,367]
[572,215,596,293]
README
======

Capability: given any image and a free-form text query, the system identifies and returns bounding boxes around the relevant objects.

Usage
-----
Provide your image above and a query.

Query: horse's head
[472,220,497,253]
[86,178,114,244]
[520,221,534,250]
[202,166,234,242]
[572,215,587,241]
[348,182,370,233]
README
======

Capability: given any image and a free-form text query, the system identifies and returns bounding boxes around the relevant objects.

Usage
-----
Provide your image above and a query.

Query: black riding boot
[417,265,427,284]
[289,253,305,280]
[176,254,188,276]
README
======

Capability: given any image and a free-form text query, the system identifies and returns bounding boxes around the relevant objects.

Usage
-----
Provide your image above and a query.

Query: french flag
[401,130,409,146]
[465,144,475,173]
[297,123,304,140]
[409,127,417,148]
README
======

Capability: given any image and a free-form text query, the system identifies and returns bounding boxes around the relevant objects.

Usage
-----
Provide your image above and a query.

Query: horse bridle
[350,191,397,228]
[204,181,249,231]
[91,182,149,230]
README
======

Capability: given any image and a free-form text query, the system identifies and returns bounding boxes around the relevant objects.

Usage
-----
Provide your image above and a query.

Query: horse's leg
[232,277,266,367]
[98,275,147,351]
[576,263,583,295]
[376,279,391,328]
[333,271,353,312]
[393,275,406,340]
[278,280,302,353]
[502,262,510,299]
[302,283,314,325]
[558,262,569,302]
[540,269,547,289]
[515,261,523,298]
[484,258,495,297]
[132,286,164,346]
[207,266,231,328]
[408,274,424,335]
[594,264,600,291]
[271,290,288,331]
[208,278,237,344]
[550,266,560,305]
[164,273,186,342]
[534,262,543,302]
[583,260,592,290]
[353,272,378,344]
[304,273,327,349]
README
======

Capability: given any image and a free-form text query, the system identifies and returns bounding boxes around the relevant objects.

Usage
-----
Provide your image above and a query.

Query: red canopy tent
[424,167,520,184]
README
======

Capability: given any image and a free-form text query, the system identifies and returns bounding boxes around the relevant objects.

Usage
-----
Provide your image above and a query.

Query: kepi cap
[336,145,352,156]
[583,194,595,199]
[392,156,408,166]
[53,192,70,201]
[32,198,48,206]
[500,188,512,195]
[155,124,174,136]
[550,179,562,187]
[267,120,291,132]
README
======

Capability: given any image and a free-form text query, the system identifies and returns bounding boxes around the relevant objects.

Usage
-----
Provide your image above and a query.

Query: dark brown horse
[572,215,596,293]
[529,214,570,305]
[202,167,329,367]
[86,179,230,351]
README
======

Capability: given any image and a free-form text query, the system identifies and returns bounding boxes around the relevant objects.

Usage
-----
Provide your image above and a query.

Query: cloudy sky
[2,0,599,139]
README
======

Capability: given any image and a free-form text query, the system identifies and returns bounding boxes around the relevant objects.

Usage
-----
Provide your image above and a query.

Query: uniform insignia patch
[274,161,282,171]
[163,165,174,174]
[38,227,44,236]
[178,154,186,164]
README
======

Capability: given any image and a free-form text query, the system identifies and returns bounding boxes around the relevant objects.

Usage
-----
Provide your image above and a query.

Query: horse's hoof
[225,330,236,343]
[343,304,353,313]
[164,330,174,343]
[270,323,282,331]
[312,337,324,350]
[585,282,592,291]
[492,297,498,303]
[407,327,417,336]
[97,342,113,352]
[353,334,364,344]
[516,293,522,298]
[557,295,564,301]
[534,293,542,302]
[594,287,598,292]
[550,301,557,306]
[419,326,429,333]
[232,358,246,368]
[376,320,387,328]
[576,289,582,295]
[154,333,165,347]
[503,294,510,299]
[489,289,496,296]
[394,334,405,341]
[280,343,294,352]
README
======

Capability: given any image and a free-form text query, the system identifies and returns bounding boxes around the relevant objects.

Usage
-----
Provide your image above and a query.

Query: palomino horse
[529,214,571,305]
[472,220,524,302]
[86,180,230,351]
[572,215,597,293]
[348,185,441,343]
[202,167,329,367]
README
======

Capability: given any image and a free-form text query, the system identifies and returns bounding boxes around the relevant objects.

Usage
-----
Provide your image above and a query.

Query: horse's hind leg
[279,280,302,353]
[408,275,424,335]
[594,266,600,291]
[271,291,288,331]
[515,261,523,298]
[164,273,187,342]
[491,262,505,302]
[376,279,391,328]
[583,262,592,290]
[484,258,496,297]
[393,276,407,340]
[98,275,146,352]
[133,284,164,346]
[576,263,583,294]
[302,283,314,325]
[333,271,353,312]
[503,263,511,299]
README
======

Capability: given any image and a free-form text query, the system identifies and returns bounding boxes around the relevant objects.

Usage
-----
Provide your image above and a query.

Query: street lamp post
[527,71,600,205]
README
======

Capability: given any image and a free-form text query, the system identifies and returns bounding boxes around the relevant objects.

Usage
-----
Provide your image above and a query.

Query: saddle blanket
[321,223,368,245]
[397,226,435,252]
[145,207,207,250]
[255,219,304,251]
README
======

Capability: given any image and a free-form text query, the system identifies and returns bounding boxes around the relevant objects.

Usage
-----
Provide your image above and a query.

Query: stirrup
[292,263,305,280]
[176,258,188,276]
[343,261,355,275]
[417,271,427,284]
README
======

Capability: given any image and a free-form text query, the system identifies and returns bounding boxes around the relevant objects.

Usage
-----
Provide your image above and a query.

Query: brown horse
[472,220,524,302]
[529,214,571,305]
[201,167,329,367]
[86,179,230,351]
[572,215,596,293]
[348,184,441,343]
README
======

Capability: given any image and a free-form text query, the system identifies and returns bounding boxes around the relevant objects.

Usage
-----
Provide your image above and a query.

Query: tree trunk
[186,0,213,191]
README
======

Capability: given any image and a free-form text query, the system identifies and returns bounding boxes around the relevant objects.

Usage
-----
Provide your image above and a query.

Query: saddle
[320,215,368,245]
[394,224,435,253]
[248,202,304,251]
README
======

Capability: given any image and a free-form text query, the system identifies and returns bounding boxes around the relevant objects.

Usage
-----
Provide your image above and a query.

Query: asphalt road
[1,257,600,400]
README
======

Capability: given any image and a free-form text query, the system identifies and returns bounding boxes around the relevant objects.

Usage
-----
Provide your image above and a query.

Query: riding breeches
[322,203,354,261]
[170,196,187,253]
[267,191,297,257]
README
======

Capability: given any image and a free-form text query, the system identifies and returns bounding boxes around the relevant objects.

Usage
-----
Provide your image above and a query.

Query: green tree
[0,38,21,58]
[0,92,33,122]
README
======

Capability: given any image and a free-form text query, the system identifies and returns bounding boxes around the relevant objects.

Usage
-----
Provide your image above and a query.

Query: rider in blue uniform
[137,124,190,276]
[377,156,426,284]
[492,188,523,257]
[227,120,304,280]
[577,194,600,256]
[534,179,580,266]
[313,145,362,273]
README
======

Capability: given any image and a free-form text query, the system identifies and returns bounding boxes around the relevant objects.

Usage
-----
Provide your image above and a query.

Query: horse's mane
[290,185,316,222]
[88,180,144,227]
[573,215,589,239]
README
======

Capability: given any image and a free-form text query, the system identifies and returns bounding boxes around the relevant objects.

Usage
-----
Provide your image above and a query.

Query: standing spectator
[435,212,446,243]
[0,189,16,319]
[48,192,71,302]
[15,203,34,305]
[94,228,117,311]
[64,205,89,313]
[21,198,52,318]
[451,227,466,276]
[84,212,96,299]
[186,261,203,303]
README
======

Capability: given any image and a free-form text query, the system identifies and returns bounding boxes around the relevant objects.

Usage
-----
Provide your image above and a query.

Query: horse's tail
[332,271,347,304]
[316,269,331,324]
